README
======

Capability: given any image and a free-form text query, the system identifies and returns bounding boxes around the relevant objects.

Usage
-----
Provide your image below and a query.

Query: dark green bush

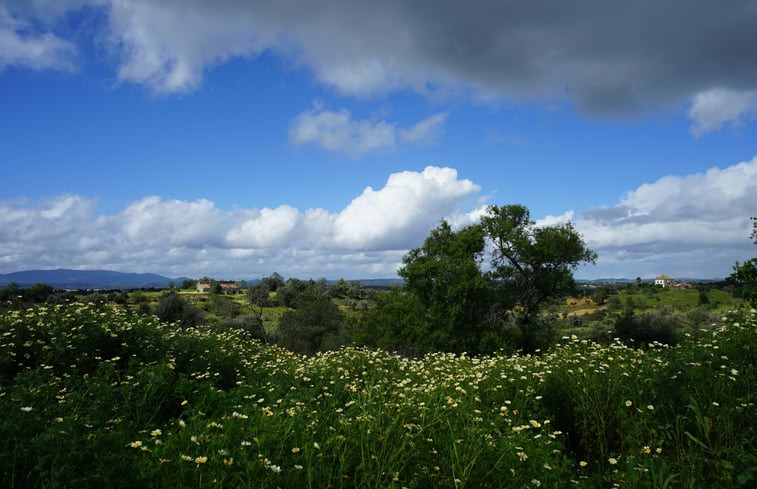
[613,310,680,346]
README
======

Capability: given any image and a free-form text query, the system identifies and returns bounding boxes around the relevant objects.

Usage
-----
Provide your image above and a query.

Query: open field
[1,302,754,488]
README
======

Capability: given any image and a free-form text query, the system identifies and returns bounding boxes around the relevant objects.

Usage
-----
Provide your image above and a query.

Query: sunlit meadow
[1,303,754,488]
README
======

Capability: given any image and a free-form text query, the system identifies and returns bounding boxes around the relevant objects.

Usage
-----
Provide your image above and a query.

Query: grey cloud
[581,205,631,224]
[8,1,757,128]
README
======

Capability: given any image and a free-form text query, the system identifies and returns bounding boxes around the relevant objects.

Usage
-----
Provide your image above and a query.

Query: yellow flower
[128,441,143,448]
[647,405,654,411]
[608,457,618,465]
[579,461,588,467]
[223,457,234,466]
[20,406,33,412]
[642,446,651,454]
[291,447,300,453]
[517,451,528,461]
[194,456,208,464]
[150,429,162,437]
[625,400,632,407]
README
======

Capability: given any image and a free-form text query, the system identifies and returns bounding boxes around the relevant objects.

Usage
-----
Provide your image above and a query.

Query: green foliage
[541,310,755,488]
[260,272,285,292]
[354,288,429,356]
[207,294,241,318]
[2,303,754,488]
[275,296,345,354]
[728,216,757,307]
[481,204,597,352]
[359,204,596,354]
[613,309,681,346]
[398,220,494,353]
[0,282,55,307]
[180,279,198,290]
[155,292,205,327]
[730,258,757,307]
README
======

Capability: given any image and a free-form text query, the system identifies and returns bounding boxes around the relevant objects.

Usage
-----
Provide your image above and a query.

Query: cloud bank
[2,161,755,280]
[575,157,757,278]
[7,1,757,133]
[0,167,480,278]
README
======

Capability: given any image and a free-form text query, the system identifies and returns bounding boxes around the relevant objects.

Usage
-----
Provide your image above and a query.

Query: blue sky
[1,0,756,280]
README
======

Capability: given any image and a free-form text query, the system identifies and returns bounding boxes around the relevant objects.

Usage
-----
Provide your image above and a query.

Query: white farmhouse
[654,275,673,288]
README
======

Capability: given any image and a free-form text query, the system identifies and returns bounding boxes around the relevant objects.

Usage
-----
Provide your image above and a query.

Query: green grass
[2,302,754,488]
[616,288,743,312]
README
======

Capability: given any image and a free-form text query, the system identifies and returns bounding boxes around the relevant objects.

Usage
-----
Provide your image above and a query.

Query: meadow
[1,302,754,488]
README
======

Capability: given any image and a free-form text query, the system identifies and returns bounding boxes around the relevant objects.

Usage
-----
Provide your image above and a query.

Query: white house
[654,275,673,288]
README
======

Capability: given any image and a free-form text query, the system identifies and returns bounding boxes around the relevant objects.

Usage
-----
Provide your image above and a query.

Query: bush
[613,310,681,346]
[275,296,345,354]
[155,292,205,327]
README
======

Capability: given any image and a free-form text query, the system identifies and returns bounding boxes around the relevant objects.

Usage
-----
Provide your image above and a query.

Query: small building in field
[654,275,673,288]
[196,280,240,294]
[219,281,239,294]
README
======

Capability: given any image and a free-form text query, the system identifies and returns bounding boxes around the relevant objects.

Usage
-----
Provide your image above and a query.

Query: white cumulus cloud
[575,156,757,278]
[2,162,753,280]
[119,196,225,247]
[0,167,481,278]
[333,166,479,249]
[226,206,300,248]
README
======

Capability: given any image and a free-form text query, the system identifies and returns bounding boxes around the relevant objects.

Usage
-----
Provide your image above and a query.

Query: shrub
[613,310,681,346]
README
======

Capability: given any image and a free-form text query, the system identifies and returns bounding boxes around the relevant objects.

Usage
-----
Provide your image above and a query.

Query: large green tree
[398,220,492,353]
[360,204,596,354]
[480,204,596,351]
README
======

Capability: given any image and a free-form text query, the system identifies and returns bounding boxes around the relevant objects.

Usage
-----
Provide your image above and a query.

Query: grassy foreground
[1,304,755,488]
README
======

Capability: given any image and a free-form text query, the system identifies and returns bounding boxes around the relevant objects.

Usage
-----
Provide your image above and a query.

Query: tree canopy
[481,204,597,350]
[359,204,596,354]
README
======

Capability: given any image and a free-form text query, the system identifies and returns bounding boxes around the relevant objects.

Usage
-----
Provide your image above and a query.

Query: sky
[1,0,756,281]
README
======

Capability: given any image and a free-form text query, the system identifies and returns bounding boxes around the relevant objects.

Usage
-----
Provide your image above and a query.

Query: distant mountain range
[0,269,723,290]
[0,269,404,290]
[0,269,190,290]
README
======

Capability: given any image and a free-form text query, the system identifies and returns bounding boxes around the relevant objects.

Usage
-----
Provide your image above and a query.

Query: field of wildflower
[1,303,754,488]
